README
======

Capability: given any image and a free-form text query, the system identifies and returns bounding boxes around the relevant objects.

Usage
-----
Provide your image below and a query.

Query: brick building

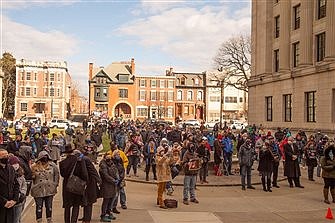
[15,59,71,122]
[88,59,136,119]
[249,0,335,134]
[135,75,176,122]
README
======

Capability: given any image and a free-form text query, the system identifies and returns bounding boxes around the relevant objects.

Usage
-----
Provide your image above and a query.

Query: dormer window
[194,78,199,85]
[181,77,186,86]
[118,74,129,82]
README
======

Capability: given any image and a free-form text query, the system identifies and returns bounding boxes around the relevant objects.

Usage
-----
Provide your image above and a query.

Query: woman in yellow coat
[155,138,174,209]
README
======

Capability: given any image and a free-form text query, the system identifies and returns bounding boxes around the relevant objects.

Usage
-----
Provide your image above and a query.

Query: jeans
[34,196,53,220]
[199,162,208,182]
[183,175,196,200]
[113,187,126,207]
[127,156,139,175]
[64,205,80,223]
[13,201,25,223]
[272,162,279,186]
[224,152,233,174]
[240,165,252,187]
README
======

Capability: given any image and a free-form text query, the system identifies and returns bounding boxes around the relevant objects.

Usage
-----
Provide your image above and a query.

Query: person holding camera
[155,138,174,209]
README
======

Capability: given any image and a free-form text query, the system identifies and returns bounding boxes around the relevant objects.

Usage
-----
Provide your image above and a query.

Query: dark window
[26,72,31,80]
[239,97,243,103]
[316,32,326,62]
[293,42,300,67]
[225,97,238,103]
[284,94,292,122]
[181,77,186,85]
[274,49,279,72]
[274,16,280,38]
[119,89,128,98]
[50,88,55,97]
[306,91,316,122]
[318,0,326,19]
[95,88,100,97]
[266,96,273,121]
[293,4,300,30]
[20,103,28,112]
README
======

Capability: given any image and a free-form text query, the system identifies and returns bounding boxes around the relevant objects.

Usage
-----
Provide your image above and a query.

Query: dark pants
[199,162,208,182]
[308,165,315,180]
[34,196,53,220]
[83,204,93,221]
[261,171,272,189]
[324,178,335,189]
[240,165,252,187]
[272,162,279,186]
[288,177,301,187]
[224,152,233,174]
[145,164,157,179]
[127,156,139,175]
[101,197,115,217]
[64,205,80,223]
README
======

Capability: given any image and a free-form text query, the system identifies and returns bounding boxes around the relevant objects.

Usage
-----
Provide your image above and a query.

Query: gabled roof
[92,61,134,83]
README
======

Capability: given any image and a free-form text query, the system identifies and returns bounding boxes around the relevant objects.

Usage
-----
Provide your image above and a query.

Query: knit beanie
[8,156,20,165]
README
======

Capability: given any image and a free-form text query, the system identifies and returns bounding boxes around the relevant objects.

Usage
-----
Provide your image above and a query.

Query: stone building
[15,59,72,121]
[88,59,136,119]
[249,0,335,134]
[166,68,206,121]
[135,75,176,122]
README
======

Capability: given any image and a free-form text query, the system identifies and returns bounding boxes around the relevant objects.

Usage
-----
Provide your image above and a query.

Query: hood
[36,150,51,161]
[18,145,33,161]
[160,138,169,146]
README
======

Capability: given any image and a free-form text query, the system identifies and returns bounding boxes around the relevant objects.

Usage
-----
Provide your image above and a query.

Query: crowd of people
[0,117,334,223]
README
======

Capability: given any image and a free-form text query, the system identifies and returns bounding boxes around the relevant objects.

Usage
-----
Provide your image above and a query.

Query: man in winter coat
[239,138,256,190]
[0,149,20,223]
[222,134,234,175]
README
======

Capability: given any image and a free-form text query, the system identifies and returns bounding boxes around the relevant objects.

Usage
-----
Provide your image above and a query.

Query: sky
[1,0,251,96]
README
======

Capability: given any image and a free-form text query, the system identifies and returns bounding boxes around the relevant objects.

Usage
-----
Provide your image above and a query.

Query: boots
[146,174,149,181]
[36,219,42,223]
[47,217,53,223]
[267,180,272,192]
[330,188,335,203]
[261,178,267,192]
[324,188,330,204]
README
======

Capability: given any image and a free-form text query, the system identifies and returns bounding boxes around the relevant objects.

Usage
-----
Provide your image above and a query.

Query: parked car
[230,121,246,130]
[16,116,40,125]
[67,120,80,128]
[178,119,200,128]
[48,119,69,129]
[205,120,219,129]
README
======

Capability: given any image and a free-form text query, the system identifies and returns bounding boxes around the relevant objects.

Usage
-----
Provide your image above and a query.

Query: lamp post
[218,80,224,130]
[50,82,54,119]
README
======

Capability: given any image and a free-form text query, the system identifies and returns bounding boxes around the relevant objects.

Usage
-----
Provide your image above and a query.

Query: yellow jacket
[107,149,129,169]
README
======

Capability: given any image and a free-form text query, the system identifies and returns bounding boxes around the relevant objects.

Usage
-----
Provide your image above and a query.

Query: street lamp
[218,80,224,130]
[50,82,54,119]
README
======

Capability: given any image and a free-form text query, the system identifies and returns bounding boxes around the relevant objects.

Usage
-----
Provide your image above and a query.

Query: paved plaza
[22,164,333,223]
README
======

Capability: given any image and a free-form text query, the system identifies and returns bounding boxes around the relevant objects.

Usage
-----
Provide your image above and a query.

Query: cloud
[1,15,79,60]
[1,0,78,9]
[117,3,251,71]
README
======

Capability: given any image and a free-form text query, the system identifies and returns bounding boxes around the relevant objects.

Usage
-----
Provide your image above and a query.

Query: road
[22,173,331,223]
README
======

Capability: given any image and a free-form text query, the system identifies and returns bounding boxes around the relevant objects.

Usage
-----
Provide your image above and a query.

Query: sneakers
[242,186,246,190]
[100,216,111,222]
[190,198,199,204]
[121,204,127,209]
[108,214,116,220]
[183,200,189,205]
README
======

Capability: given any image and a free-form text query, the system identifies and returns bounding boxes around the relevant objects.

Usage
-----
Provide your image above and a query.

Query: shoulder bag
[66,160,87,195]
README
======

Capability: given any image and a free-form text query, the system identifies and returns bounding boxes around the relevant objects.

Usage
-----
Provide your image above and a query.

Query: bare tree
[213,34,251,92]
[0,52,16,118]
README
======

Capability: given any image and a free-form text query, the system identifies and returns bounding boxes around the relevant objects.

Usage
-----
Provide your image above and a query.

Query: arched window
[197,91,203,100]
[187,90,193,100]
[194,78,199,85]
[177,90,183,100]
[181,77,186,85]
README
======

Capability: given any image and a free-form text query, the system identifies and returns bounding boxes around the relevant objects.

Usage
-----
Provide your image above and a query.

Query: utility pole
[219,80,224,130]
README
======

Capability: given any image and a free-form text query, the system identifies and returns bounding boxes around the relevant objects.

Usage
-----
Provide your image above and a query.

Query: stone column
[279,0,291,71]
[325,0,335,60]
[300,0,313,65]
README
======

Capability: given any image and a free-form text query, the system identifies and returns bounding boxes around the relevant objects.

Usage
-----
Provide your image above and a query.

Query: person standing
[144,138,157,181]
[155,140,173,209]
[258,141,273,192]
[59,146,88,223]
[222,134,234,175]
[31,151,59,223]
[321,142,335,204]
[0,149,19,223]
[182,142,200,205]
[284,136,304,188]
[304,135,318,181]
[99,154,119,222]
[268,135,281,188]
[197,137,210,183]
[125,134,141,177]
[239,138,256,190]
[48,133,61,164]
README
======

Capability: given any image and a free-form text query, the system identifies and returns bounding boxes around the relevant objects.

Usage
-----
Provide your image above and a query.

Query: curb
[126,176,288,187]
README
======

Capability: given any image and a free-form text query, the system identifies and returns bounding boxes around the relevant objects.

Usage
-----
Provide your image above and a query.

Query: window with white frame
[177,90,182,100]
[34,72,37,81]
[160,91,165,101]
[168,91,174,101]
[150,91,157,101]
[197,91,203,100]
[26,88,31,96]
[168,80,174,88]
[57,89,60,97]
[139,91,146,101]
[160,80,165,88]
[34,88,37,95]
[26,72,31,80]
[50,73,55,82]
[187,90,193,100]
[167,107,173,118]
[137,107,148,117]
[151,80,157,88]
[20,87,24,96]
[194,78,199,86]
[140,79,146,87]
[53,103,59,113]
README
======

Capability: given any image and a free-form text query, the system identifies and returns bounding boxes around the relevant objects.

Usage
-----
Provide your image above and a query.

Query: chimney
[169,67,173,75]
[131,58,135,74]
[89,63,93,80]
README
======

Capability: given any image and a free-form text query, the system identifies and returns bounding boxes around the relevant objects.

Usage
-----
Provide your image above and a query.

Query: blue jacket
[222,137,233,153]
[207,134,215,147]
